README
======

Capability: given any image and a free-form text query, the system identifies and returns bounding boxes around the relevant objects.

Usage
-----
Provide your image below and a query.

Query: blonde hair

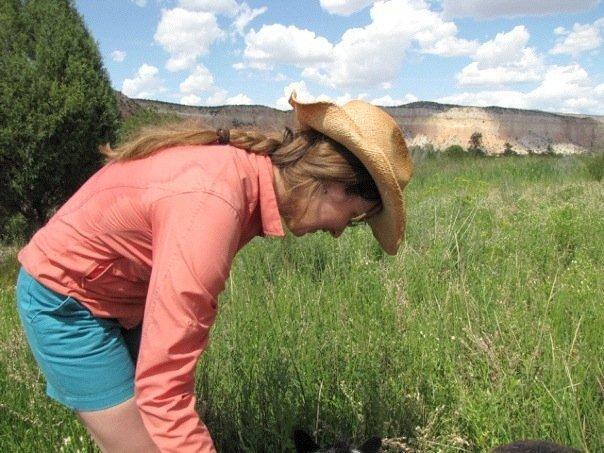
[100,120,380,220]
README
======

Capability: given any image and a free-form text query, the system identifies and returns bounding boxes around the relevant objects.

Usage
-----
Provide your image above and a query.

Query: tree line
[0,0,119,243]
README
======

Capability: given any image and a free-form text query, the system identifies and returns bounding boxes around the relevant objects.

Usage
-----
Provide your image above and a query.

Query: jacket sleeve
[135,191,242,452]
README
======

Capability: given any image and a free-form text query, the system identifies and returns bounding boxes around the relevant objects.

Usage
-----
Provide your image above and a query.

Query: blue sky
[74,0,604,114]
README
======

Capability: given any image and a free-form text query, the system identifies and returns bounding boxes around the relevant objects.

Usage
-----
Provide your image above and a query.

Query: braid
[228,130,280,155]
[100,118,292,162]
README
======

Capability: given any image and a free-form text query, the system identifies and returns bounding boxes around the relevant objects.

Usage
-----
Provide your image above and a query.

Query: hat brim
[289,92,407,255]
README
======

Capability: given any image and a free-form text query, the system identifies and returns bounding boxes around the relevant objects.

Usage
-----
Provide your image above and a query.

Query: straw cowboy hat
[289,91,413,255]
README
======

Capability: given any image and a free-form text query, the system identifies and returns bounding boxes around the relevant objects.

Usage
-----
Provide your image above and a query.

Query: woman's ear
[323,182,348,202]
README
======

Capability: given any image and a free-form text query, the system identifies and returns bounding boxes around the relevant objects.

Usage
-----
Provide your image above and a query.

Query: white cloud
[408,9,479,56]
[371,93,419,105]
[178,0,239,15]
[207,89,229,105]
[319,0,377,16]
[440,64,604,114]
[180,94,203,105]
[154,8,224,72]
[179,64,215,94]
[232,3,267,36]
[275,81,332,110]
[474,25,530,66]
[457,26,545,86]
[550,19,604,57]
[131,0,147,7]
[178,0,266,35]
[304,0,478,90]
[331,92,369,104]
[122,64,166,99]
[438,90,530,109]
[421,34,480,57]
[527,64,591,111]
[243,24,334,66]
[240,1,476,89]
[443,0,599,19]
[111,50,126,62]
[233,61,272,71]
[181,88,252,106]
[226,93,253,104]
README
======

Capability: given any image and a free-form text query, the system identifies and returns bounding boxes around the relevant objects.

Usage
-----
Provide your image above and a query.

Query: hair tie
[216,128,230,145]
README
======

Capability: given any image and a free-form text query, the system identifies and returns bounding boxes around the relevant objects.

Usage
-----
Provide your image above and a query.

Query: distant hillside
[115,91,604,155]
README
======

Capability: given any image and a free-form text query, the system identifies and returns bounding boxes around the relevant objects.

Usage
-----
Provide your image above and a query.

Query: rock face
[392,102,604,155]
[116,92,603,155]
[114,90,141,119]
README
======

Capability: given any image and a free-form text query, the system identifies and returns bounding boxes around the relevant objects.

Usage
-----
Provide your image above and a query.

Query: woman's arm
[135,191,242,452]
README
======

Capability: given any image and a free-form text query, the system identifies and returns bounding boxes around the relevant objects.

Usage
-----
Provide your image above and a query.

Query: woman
[15,92,412,452]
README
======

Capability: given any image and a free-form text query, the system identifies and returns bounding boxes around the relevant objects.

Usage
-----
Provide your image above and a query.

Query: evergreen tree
[0,0,119,241]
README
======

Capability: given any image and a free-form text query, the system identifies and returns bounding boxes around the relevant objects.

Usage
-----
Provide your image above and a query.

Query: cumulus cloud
[438,90,530,109]
[180,94,203,105]
[313,0,477,89]
[239,0,476,89]
[371,93,419,106]
[457,26,545,86]
[206,89,229,105]
[441,64,604,114]
[178,0,266,35]
[442,0,599,19]
[275,81,333,110]
[319,0,377,16]
[154,7,224,71]
[527,64,592,110]
[122,64,166,99]
[225,93,253,104]
[111,50,126,62]
[179,64,215,94]
[243,24,334,66]
[550,18,604,57]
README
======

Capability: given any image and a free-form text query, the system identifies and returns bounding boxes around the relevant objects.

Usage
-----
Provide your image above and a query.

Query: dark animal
[492,440,581,453]
[293,429,381,453]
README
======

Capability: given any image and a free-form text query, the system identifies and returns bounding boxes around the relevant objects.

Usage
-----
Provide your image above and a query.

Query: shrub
[409,144,438,164]
[444,145,466,157]
[0,0,119,241]
[117,107,181,144]
[0,213,27,246]
[503,142,515,156]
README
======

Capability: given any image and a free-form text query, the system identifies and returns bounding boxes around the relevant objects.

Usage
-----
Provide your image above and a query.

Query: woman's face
[285,182,379,238]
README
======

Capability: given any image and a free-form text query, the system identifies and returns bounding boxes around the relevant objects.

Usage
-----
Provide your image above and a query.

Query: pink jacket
[18,144,284,452]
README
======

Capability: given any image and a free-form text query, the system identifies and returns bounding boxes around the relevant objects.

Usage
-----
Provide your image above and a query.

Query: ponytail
[100,119,293,162]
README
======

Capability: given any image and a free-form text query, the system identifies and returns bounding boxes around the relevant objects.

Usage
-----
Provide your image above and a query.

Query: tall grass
[0,155,602,452]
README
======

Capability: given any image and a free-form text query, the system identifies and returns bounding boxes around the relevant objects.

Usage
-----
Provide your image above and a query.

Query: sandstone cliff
[116,92,603,155]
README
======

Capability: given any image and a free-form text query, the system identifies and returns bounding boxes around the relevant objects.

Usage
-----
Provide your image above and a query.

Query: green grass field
[1,154,602,452]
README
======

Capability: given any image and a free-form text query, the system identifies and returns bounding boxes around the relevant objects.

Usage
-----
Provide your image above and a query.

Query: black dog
[293,430,381,453]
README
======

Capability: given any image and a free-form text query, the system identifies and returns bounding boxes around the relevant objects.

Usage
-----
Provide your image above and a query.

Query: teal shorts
[15,267,141,412]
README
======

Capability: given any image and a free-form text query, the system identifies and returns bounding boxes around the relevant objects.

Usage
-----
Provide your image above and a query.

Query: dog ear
[359,436,381,453]
[293,430,320,453]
